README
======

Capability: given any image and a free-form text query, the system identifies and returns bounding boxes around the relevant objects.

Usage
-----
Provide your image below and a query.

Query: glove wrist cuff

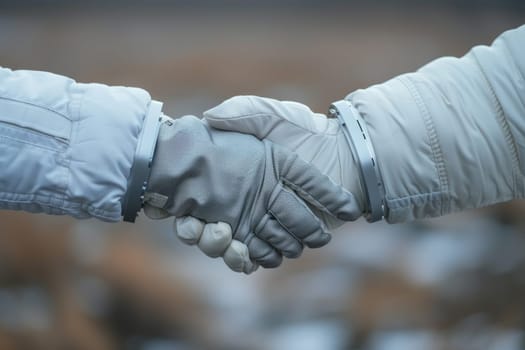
[329,100,385,222]
[121,100,163,222]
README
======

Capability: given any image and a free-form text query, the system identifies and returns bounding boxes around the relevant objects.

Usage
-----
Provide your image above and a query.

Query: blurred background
[1,1,525,349]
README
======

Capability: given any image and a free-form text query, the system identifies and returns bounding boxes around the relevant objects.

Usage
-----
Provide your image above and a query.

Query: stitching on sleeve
[399,75,450,216]
[0,192,120,222]
[471,51,520,195]
[0,96,72,121]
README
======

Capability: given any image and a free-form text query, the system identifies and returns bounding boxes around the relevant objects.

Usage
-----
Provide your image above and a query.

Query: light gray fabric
[0,67,152,221]
[173,215,258,274]
[150,24,525,274]
[143,203,258,274]
[145,116,360,268]
[348,25,525,222]
[204,96,365,229]
[188,24,525,236]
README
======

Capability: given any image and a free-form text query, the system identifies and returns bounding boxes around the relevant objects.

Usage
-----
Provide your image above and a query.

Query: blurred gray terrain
[0,2,525,350]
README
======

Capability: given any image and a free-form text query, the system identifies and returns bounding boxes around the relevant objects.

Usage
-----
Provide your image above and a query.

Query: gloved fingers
[268,185,332,248]
[197,222,232,258]
[275,146,361,221]
[246,234,283,268]
[143,204,171,220]
[255,215,304,258]
[173,216,205,245]
[175,218,257,274]
[223,240,259,274]
[204,96,334,139]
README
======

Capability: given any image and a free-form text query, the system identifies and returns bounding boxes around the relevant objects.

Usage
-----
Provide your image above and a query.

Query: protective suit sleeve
[348,25,525,223]
[0,67,152,221]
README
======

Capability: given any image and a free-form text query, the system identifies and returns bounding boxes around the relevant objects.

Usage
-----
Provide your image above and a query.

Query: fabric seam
[472,47,521,197]
[0,192,118,221]
[400,75,449,216]
[0,96,72,121]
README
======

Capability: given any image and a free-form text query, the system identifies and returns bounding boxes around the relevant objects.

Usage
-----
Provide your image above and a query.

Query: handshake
[2,26,517,271]
[142,96,381,274]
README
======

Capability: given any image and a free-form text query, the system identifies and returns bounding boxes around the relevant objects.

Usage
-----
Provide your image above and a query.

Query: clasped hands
[144,96,365,274]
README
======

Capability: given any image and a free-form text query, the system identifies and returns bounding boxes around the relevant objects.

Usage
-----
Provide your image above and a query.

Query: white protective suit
[353,24,525,222]
[0,69,153,221]
[0,25,524,228]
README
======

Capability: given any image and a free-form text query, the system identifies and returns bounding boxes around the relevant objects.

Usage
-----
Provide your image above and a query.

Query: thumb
[204,96,334,141]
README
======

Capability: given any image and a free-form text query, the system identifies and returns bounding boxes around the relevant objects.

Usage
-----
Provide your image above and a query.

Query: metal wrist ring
[121,100,164,223]
[329,100,384,222]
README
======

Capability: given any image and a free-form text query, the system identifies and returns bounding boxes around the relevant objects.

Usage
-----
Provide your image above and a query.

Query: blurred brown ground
[0,4,525,350]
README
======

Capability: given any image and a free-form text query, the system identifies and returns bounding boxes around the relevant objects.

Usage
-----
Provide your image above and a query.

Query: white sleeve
[0,67,155,221]
[347,25,525,223]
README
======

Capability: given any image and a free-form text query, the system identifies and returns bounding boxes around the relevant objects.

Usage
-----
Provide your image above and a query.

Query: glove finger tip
[304,232,332,248]
[204,95,252,119]
[255,216,304,259]
[223,240,253,273]
[243,262,259,274]
[335,193,362,221]
[247,235,283,268]
[198,223,233,257]
[175,216,205,244]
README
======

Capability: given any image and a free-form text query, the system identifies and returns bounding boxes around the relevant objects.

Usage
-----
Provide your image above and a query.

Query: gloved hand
[169,96,367,273]
[144,115,360,270]
[144,207,256,274]
[205,96,366,228]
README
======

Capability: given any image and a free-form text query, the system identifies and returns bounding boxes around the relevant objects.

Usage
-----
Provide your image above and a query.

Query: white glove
[205,95,366,227]
[144,207,257,274]
[170,96,367,273]
[144,115,359,270]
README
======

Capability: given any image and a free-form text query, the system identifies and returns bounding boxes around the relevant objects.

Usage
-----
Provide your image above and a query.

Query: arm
[349,24,525,222]
[0,68,257,274]
[0,67,157,221]
[0,67,357,274]
[206,25,525,223]
[176,25,525,273]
